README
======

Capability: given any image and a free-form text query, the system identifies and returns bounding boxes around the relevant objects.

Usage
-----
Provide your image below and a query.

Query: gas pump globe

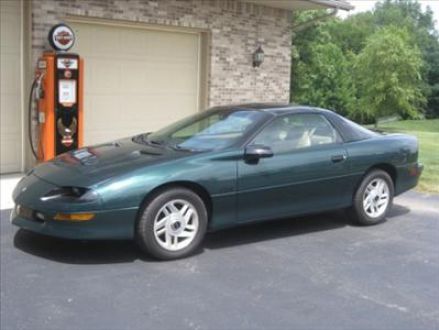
[30,23,83,161]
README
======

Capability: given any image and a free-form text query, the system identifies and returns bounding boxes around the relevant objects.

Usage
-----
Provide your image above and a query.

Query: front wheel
[136,187,208,260]
[349,169,394,225]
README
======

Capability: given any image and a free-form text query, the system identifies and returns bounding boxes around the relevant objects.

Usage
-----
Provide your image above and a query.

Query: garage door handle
[331,154,347,163]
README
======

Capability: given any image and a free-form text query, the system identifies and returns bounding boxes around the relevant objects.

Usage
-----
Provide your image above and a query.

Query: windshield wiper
[149,139,164,146]
[136,135,197,152]
[170,144,203,152]
[139,135,165,147]
[133,133,153,145]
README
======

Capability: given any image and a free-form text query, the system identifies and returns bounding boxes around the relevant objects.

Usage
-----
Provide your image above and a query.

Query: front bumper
[11,205,138,240]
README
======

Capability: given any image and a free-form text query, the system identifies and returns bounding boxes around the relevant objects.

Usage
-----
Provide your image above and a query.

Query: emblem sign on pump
[48,24,75,51]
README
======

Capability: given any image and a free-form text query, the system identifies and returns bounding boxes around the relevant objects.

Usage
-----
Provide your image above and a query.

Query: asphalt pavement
[1,191,438,330]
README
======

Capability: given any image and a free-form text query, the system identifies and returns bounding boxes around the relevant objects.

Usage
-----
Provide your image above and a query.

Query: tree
[294,42,355,116]
[325,12,375,54]
[354,27,425,123]
[291,11,356,116]
[290,1,439,121]
[373,0,439,118]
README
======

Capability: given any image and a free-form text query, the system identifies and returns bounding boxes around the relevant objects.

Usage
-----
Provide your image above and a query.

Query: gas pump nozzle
[34,72,45,100]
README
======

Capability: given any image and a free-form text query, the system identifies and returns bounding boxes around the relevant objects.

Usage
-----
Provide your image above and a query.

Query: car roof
[209,103,378,143]
[214,103,333,116]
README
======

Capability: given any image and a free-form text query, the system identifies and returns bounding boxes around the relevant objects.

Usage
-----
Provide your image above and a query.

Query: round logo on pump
[48,24,75,51]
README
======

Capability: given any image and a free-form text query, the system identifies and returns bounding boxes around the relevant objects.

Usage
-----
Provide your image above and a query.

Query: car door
[237,113,349,223]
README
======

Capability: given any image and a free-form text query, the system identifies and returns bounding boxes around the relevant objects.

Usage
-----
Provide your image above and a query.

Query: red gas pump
[29,24,83,161]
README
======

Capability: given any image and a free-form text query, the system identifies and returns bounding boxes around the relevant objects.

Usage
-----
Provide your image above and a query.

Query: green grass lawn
[375,119,439,193]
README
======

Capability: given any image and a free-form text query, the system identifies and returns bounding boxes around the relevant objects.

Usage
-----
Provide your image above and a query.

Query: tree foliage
[291,0,439,122]
[354,27,425,122]
[294,41,355,116]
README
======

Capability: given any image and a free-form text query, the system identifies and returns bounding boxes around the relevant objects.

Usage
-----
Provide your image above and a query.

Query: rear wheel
[350,169,394,225]
[136,188,207,260]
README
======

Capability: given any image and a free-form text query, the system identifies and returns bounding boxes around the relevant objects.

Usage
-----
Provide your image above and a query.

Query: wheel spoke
[180,204,189,216]
[364,201,372,211]
[163,206,172,216]
[156,227,166,236]
[373,204,379,215]
[169,203,179,213]
[375,181,383,194]
[363,194,372,208]
[165,232,172,247]
[178,230,194,238]
[186,224,196,231]
[154,216,169,230]
[183,209,193,223]
[363,195,372,205]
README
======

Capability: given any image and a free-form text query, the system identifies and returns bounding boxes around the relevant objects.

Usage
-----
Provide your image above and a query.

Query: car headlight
[40,187,99,203]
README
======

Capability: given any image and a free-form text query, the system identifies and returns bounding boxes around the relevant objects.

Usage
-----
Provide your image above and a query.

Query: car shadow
[13,230,153,264]
[205,210,349,250]
[205,202,410,250]
[13,203,410,264]
[387,203,411,218]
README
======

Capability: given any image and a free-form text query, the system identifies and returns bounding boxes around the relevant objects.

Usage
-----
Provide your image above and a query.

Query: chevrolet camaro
[11,104,423,260]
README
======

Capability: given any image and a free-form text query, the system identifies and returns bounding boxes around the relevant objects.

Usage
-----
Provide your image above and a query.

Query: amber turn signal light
[53,212,95,221]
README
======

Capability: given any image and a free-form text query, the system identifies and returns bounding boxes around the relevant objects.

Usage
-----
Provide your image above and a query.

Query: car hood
[32,137,191,187]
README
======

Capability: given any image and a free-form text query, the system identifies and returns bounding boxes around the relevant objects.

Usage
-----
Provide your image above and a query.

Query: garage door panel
[1,54,21,94]
[0,94,21,131]
[147,31,198,58]
[90,26,121,54]
[0,140,21,173]
[116,95,196,133]
[86,95,121,128]
[0,2,21,49]
[70,22,200,146]
[120,29,149,56]
[87,58,121,93]
[119,62,150,93]
[144,94,197,118]
[147,63,197,92]
[1,0,22,173]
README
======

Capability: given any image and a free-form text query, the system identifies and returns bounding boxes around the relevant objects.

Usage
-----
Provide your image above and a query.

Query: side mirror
[244,144,273,161]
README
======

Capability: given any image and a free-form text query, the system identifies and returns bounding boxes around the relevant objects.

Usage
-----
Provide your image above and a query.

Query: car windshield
[136,108,267,151]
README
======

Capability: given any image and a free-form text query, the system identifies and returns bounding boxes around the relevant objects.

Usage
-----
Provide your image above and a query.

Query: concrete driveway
[1,191,438,330]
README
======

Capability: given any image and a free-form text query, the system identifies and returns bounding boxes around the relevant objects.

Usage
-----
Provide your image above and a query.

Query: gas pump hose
[28,77,40,160]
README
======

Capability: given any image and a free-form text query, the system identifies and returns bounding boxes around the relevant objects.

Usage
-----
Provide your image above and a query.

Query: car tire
[136,187,208,260]
[349,169,394,226]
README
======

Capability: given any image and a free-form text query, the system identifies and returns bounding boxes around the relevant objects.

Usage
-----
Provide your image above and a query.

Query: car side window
[252,113,341,154]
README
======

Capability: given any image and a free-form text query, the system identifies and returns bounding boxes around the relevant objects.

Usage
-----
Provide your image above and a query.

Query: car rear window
[330,115,378,142]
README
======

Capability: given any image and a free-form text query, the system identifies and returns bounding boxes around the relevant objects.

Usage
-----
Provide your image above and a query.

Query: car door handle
[331,154,347,163]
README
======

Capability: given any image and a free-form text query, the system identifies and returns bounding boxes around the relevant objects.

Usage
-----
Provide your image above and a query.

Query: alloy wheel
[153,199,199,251]
[362,178,390,218]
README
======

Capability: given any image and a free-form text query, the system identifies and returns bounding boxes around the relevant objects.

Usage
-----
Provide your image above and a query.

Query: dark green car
[12,104,423,260]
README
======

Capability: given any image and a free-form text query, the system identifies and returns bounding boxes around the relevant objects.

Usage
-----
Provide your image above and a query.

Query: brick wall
[31,0,292,106]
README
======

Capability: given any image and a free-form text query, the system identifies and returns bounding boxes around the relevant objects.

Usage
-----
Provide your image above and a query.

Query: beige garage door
[0,0,23,173]
[70,22,201,145]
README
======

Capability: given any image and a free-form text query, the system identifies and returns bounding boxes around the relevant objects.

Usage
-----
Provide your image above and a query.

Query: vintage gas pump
[29,24,83,161]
